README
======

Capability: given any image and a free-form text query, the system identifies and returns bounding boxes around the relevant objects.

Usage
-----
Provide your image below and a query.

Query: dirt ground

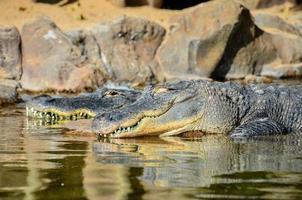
[0,0,178,31]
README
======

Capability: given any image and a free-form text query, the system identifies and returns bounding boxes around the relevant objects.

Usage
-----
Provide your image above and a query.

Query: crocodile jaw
[26,105,95,122]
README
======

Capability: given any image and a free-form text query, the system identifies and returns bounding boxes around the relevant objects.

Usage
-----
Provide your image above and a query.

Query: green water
[1,104,302,200]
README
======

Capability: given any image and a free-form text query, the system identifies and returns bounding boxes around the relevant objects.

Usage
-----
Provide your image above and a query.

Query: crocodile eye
[153,86,178,95]
[153,87,169,95]
[105,90,120,97]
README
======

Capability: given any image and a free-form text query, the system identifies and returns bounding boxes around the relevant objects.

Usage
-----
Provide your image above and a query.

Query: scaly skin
[92,80,302,138]
[26,87,142,123]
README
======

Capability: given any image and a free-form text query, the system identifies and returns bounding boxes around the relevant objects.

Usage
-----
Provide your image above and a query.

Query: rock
[0,26,21,80]
[220,10,302,79]
[211,21,275,80]
[66,29,112,80]
[287,9,302,35]
[253,12,302,37]
[20,17,106,92]
[255,12,302,72]
[261,62,302,78]
[256,0,296,8]
[238,0,295,9]
[253,6,302,70]
[269,32,302,64]
[0,79,19,105]
[91,16,165,85]
[156,0,275,80]
[108,0,163,8]
[155,0,302,80]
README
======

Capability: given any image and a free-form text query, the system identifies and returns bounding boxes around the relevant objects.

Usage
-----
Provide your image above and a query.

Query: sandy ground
[0,0,178,31]
[0,0,300,31]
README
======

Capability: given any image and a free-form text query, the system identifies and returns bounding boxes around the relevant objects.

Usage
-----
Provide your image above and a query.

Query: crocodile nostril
[98,112,114,121]
[106,112,124,122]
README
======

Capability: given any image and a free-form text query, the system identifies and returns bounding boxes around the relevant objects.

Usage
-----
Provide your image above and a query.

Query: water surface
[1,104,302,199]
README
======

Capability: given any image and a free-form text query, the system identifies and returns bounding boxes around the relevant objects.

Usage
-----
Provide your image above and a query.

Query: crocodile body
[26,80,302,138]
[92,80,302,138]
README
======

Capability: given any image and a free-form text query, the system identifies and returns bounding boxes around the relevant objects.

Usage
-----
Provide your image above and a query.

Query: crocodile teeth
[127,127,130,131]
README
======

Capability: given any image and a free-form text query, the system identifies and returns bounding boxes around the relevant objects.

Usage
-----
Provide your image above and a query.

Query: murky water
[1,104,302,200]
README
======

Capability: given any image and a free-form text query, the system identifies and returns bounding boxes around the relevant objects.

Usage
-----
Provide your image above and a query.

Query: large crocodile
[26,86,142,123]
[92,80,302,138]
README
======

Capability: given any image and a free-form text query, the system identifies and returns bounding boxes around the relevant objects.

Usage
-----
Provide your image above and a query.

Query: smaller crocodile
[26,86,142,123]
[92,80,302,138]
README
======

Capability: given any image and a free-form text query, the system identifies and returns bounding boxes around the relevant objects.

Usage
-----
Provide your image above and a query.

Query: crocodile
[92,80,302,138]
[26,86,142,123]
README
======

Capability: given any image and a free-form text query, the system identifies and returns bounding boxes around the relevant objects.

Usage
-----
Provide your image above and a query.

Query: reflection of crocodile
[93,135,302,189]
[26,87,142,123]
[93,80,302,138]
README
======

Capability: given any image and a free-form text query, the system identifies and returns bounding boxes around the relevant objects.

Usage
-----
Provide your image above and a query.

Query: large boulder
[155,0,302,80]
[253,12,302,37]
[253,11,302,78]
[288,10,302,35]
[0,26,21,80]
[259,31,302,79]
[239,0,296,9]
[267,31,302,64]
[261,62,302,78]
[91,16,165,84]
[156,0,275,80]
[20,17,106,92]
[0,79,18,106]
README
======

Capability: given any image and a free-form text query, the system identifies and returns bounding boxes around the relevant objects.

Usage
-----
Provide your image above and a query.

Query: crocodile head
[93,80,210,138]
[26,87,142,124]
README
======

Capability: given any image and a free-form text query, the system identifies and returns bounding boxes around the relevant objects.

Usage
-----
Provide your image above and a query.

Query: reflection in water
[0,112,27,200]
[23,112,90,200]
[93,136,302,198]
[1,105,302,199]
[31,142,88,199]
